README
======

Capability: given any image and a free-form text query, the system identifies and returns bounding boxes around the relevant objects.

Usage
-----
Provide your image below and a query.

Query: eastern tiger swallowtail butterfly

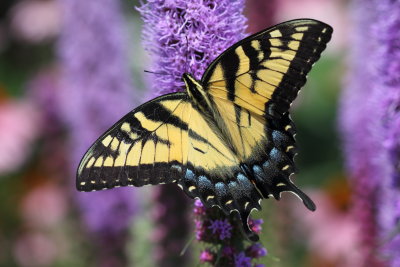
[77,19,333,241]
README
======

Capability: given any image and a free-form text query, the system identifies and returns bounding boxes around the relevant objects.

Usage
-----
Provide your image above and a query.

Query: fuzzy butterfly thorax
[77,19,333,241]
[183,73,214,116]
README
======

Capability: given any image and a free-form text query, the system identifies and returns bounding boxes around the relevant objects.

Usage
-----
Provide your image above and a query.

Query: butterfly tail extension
[248,153,315,211]
[284,179,316,211]
[244,113,315,211]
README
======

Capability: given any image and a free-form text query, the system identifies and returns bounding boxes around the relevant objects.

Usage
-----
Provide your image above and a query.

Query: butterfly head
[182,73,201,89]
[182,73,212,109]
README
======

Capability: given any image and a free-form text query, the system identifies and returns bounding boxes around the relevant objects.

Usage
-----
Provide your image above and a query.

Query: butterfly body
[77,19,333,241]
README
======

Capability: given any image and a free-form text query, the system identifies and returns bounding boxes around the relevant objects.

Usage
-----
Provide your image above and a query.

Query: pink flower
[248,219,263,235]
[9,0,61,43]
[0,100,40,174]
[21,183,68,228]
[292,191,362,266]
[13,232,59,267]
[276,0,349,52]
[199,249,215,263]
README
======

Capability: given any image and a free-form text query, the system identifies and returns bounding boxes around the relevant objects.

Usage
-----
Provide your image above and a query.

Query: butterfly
[76,19,333,241]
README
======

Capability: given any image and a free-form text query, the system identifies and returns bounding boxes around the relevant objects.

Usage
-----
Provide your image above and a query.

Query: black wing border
[201,18,333,84]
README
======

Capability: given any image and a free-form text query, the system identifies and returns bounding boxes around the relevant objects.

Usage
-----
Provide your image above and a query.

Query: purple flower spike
[58,0,137,234]
[57,0,137,264]
[138,0,247,95]
[373,1,400,264]
[340,0,400,265]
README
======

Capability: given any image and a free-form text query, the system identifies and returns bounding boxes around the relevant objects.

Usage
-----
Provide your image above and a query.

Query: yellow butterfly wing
[202,19,333,118]
[200,19,332,210]
[77,93,194,190]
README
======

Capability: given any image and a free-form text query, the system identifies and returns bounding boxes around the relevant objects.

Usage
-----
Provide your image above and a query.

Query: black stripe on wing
[76,92,189,192]
[202,19,333,119]
[265,22,333,117]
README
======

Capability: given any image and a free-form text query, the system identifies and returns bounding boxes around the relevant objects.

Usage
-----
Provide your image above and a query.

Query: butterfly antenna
[143,70,173,77]
[185,36,191,74]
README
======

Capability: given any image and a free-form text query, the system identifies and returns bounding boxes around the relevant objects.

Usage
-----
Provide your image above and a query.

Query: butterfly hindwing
[77,93,192,191]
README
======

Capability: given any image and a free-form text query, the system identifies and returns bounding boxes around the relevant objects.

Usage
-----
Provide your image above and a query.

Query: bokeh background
[0,0,399,266]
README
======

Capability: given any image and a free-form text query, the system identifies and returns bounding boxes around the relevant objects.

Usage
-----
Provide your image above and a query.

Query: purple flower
[208,219,233,240]
[373,1,400,264]
[234,252,252,267]
[138,0,247,95]
[194,199,207,216]
[340,0,381,263]
[340,0,400,265]
[249,219,264,235]
[139,0,269,265]
[199,249,215,263]
[246,243,267,258]
[58,0,137,234]
[0,100,40,175]
[195,218,206,241]
[193,201,268,265]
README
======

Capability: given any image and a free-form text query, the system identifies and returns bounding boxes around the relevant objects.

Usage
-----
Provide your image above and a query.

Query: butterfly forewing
[77,93,192,191]
[202,19,333,118]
